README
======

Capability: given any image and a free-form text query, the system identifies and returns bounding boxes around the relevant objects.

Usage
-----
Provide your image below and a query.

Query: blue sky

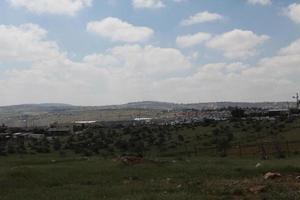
[0,0,300,105]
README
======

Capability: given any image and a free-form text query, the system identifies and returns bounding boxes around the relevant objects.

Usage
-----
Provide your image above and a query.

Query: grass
[0,154,300,200]
[2,118,300,199]
[164,118,300,157]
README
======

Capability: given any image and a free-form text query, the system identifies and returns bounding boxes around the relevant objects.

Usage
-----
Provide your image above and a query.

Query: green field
[1,117,300,199]
[0,154,300,200]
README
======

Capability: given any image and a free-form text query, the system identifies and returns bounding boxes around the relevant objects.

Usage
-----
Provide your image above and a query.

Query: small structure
[268,109,289,117]
[73,121,97,131]
[74,121,97,125]
[12,132,31,139]
[47,127,72,136]
[48,122,74,136]
[28,133,44,139]
[134,117,152,124]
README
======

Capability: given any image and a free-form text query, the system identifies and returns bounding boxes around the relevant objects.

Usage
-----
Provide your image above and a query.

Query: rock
[264,172,281,180]
[296,176,300,180]
[255,163,261,168]
[120,156,144,165]
[249,185,266,194]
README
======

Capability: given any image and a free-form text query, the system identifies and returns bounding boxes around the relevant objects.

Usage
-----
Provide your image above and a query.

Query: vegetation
[0,154,300,200]
[2,117,300,158]
[1,116,300,199]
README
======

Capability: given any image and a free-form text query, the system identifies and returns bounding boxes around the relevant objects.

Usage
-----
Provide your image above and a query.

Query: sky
[0,0,300,106]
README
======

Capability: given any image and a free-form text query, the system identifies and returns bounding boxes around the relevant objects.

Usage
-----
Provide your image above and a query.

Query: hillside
[0,101,295,127]
[0,101,294,113]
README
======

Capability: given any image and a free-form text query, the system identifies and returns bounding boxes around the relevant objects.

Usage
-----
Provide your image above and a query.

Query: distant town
[1,94,299,140]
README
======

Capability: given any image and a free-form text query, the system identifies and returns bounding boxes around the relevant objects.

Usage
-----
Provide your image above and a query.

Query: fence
[228,140,300,158]
[161,140,300,158]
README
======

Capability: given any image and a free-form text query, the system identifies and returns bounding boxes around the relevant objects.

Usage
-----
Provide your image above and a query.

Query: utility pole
[293,93,299,109]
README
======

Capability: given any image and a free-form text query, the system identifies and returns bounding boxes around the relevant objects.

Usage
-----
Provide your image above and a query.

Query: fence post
[286,141,290,157]
[194,145,197,156]
[238,143,242,157]
[260,143,268,160]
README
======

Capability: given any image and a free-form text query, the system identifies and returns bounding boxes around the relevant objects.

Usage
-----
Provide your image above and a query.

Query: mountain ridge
[0,101,294,113]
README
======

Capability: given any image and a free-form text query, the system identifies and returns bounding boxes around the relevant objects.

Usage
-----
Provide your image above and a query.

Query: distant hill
[101,101,180,110]
[0,103,75,114]
[102,101,294,110]
[0,101,295,127]
[0,101,294,114]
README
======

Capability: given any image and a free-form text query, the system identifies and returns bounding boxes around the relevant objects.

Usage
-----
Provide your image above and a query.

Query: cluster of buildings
[173,109,231,122]
[1,105,300,140]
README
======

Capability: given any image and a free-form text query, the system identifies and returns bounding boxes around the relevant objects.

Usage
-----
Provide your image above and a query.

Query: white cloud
[154,38,300,102]
[0,24,110,105]
[84,45,191,76]
[81,45,192,103]
[206,29,269,59]
[132,0,165,9]
[0,24,62,63]
[0,23,191,105]
[279,38,300,55]
[247,0,271,6]
[0,43,191,105]
[201,62,248,74]
[284,3,300,24]
[132,0,184,9]
[1,23,300,105]
[7,0,92,16]
[87,17,154,43]
[180,11,223,26]
[176,32,211,48]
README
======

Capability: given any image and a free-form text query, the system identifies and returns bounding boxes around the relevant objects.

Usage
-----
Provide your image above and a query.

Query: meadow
[1,117,300,199]
[0,154,300,200]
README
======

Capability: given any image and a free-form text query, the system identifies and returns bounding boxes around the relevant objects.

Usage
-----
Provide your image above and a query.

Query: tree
[7,140,15,154]
[0,124,7,133]
[0,137,7,156]
[269,127,286,159]
[35,137,50,153]
[53,137,62,151]
[177,134,184,143]
[231,107,245,119]
[134,141,145,157]
[212,127,234,157]
[16,137,27,155]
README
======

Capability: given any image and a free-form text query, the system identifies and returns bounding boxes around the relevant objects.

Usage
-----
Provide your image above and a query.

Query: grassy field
[1,118,300,199]
[1,154,300,200]
[136,118,300,158]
